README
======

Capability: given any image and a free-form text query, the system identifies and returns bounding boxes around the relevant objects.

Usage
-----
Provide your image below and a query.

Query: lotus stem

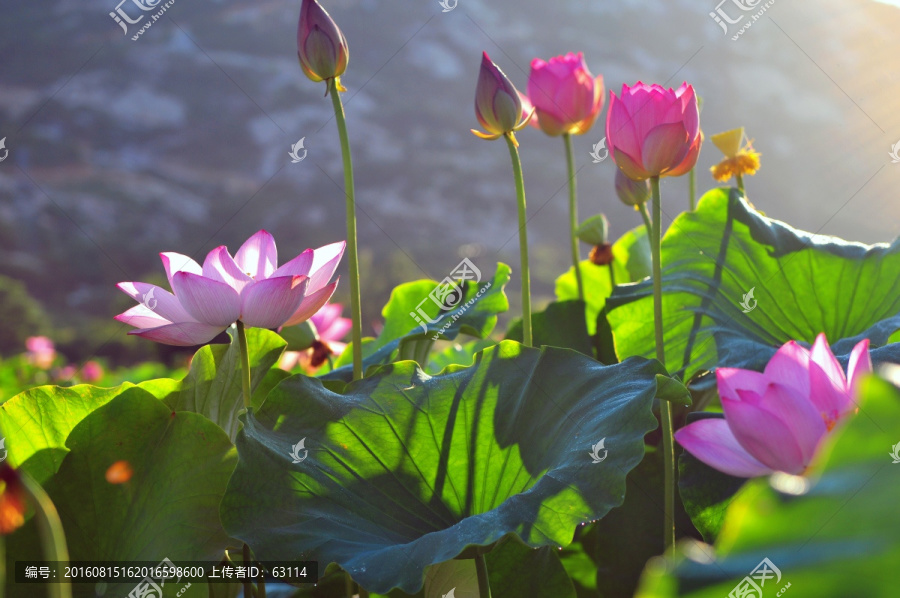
[563,133,584,301]
[688,165,696,211]
[504,133,532,347]
[736,173,745,194]
[236,321,252,410]
[649,176,675,552]
[329,77,364,381]
[19,471,71,598]
[475,553,492,598]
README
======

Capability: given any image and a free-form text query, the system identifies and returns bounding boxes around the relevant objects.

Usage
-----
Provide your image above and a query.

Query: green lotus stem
[649,176,675,552]
[236,321,252,410]
[242,543,259,598]
[329,77,364,381]
[19,471,71,598]
[504,133,532,347]
[736,173,745,194]
[475,553,492,598]
[562,133,584,301]
[688,166,696,211]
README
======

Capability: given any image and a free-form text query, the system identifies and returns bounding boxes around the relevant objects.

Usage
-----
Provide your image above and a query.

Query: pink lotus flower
[520,52,604,137]
[279,302,352,372]
[471,52,533,143]
[605,82,702,181]
[675,334,872,478]
[81,360,104,383]
[297,0,349,84]
[116,230,344,347]
[25,336,56,369]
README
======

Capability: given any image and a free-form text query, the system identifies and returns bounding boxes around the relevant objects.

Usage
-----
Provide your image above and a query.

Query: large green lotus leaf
[163,327,287,440]
[505,300,593,357]
[635,375,900,597]
[425,339,496,375]
[0,381,175,485]
[556,226,651,335]
[221,340,664,594]
[7,390,234,597]
[327,264,510,381]
[608,188,900,383]
[0,328,283,482]
[485,534,576,598]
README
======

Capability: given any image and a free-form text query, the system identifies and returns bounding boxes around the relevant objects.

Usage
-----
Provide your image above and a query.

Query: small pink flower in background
[675,334,872,478]
[605,82,702,181]
[280,302,352,373]
[520,52,604,137]
[25,336,56,370]
[81,360,104,383]
[116,230,344,347]
[471,52,533,143]
[53,365,77,383]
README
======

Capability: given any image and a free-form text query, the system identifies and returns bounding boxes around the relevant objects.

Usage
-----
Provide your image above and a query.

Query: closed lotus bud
[297,0,349,84]
[575,214,609,246]
[472,52,533,143]
[615,168,651,207]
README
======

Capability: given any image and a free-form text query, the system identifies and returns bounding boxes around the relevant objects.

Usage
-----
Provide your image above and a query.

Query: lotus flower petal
[172,272,242,327]
[675,418,773,478]
[283,280,338,327]
[128,322,225,347]
[240,275,309,329]
[235,230,278,280]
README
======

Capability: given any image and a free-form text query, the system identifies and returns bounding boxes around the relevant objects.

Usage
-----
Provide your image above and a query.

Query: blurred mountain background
[1,0,899,364]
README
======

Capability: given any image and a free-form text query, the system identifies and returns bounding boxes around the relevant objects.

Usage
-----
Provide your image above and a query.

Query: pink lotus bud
[675,334,872,478]
[297,0,349,84]
[614,169,651,207]
[521,52,604,137]
[25,336,56,370]
[605,82,702,181]
[472,52,532,142]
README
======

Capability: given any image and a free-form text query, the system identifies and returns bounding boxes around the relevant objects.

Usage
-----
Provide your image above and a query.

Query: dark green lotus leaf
[326,264,510,382]
[485,534,576,598]
[426,339,495,375]
[608,188,900,384]
[636,375,900,597]
[505,300,593,357]
[556,226,651,336]
[7,390,235,597]
[221,341,664,594]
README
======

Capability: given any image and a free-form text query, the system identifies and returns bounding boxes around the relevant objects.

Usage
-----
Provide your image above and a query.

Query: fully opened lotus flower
[116,231,344,347]
[675,334,872,477]
[297,0,349,89]
[471,52,534,145]
[520,52,604,137]
[605,82,702,181]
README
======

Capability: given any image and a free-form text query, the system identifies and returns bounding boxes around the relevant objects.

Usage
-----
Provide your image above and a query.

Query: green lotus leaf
[221,341,664,594]
[326,264,510,381]
[608,188,900,383]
